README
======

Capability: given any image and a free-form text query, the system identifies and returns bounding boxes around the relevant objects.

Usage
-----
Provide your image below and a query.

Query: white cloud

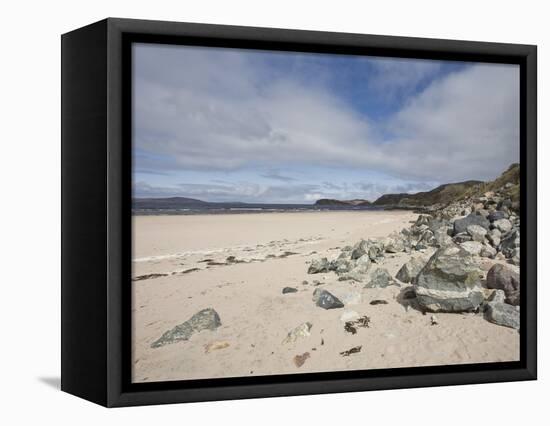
[134,44,519,187]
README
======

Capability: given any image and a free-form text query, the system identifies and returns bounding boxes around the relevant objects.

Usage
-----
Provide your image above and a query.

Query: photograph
[130,42,521,383]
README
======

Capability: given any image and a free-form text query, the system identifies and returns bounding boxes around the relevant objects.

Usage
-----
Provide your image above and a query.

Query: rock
[487,229,501,247]
[282,287,298,294]
[488,210,508,222]
[414,245,484,312]
[505,290,521,306]
[293,352,311,367]
[487,289,506,304]
[151,308,221,348]
[351,240,369,260]
[370,299,388,305]
[354,254,372,272]
[453,213,490,235]
[467,224,487,242]
[434,228,454,247]
[384,234,406,253]
[415,214,432,227]
[365,268,396,288]
[493,218,512,233]
[330,257,354,274]
[453,232,472,244]
[312,289,344,309]
[484,302,520,329]
[460,241,483,256]
[340,310,360,322]
[282,322,313,344]
[430,315,438,325]
[486,263,520,305]
[340,346,362,356]
[480,244,497,258]
[501,229,520,258]
[396,257,427,283]
[308,257,330,274]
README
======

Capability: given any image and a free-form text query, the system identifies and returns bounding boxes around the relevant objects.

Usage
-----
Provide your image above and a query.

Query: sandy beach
[132,210,519,383]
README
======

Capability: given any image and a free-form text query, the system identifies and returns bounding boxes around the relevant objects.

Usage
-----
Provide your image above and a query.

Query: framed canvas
[61,18,537,407]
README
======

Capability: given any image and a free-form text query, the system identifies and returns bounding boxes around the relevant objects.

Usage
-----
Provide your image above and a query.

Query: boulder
[396,257,427,283]
[151,308,221,348]
[486,263,520,305]
[312,289,344,309]
[384,233,406,253]
[460,241,483,256]
[480,244,497,258]
[414,245,484,312]
[365,268,396,288]
[308,258,330,274]
[501,229,520,258]
[453,213,490,235]
[466,224,487,242]
[488,210,508,222]
[487,229,501,247]
[484,302,520,329]
[350,240,369,260]
[493,218,512,233]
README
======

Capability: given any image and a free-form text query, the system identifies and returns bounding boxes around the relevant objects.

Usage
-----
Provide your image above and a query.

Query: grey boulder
[396,257,427,283]
[484,302,520,329]
[365,268,396,288]
[414,245,484,312]
[312,289,344,309]
[151,308,221,348]
[453,213,490,235]
[486,263,520,306]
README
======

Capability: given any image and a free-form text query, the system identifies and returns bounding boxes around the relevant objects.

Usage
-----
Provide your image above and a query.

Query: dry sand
[132,211,519,383]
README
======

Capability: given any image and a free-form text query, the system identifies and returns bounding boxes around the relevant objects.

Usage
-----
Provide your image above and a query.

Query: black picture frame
[61,17,537,407]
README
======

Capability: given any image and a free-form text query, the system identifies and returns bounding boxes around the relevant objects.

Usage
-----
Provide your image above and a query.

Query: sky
[132,43,519,204]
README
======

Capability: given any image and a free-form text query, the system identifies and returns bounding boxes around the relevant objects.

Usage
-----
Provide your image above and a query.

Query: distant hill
[133,197,209,209]
[315,199,371,206]
[373,180,483,207]
[372,164,519,208]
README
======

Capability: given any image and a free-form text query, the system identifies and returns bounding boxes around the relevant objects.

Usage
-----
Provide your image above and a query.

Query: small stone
[430,315,438,325]
[282,322,313,344]
[370,299,388,305]
[308,258,330,274]
[493,218,513,233]
[293,352,310,367]
[282,287,298,294]
[312,289,344,309]
[204,341,230,353]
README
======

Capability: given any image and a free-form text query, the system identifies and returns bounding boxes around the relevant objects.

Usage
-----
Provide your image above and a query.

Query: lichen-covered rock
[395,257,427,283]
[466,224,487,242]
[493,218,512,233]
[484,302,520,329]
[312,288,344,309]
[453,213,490,235]
[308,257,330,274]
[460,241,483,256]
[414,245,483,312]
[151,308,221,348]
[282,322,313,344]
[365,268,396,288]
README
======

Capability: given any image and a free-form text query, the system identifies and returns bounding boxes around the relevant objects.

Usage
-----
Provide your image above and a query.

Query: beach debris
[151,308,221,348]
[340,310,359,323]
[293,352,311,367]
[344,322,357,335]
[364,268,397,288]
[484,302,520,329]
[282,322,313,344]
[414,245,484,313]
[396,257,427,283]
[340,346,362,357]
[204,340,230,353]
[312,289,344,309]
[133,273,168,281]
[180,267,200,274]
[308,258,330,274]
[430,315,438,326]
[302,280,309,285]
[486,263,520,306]
[355,315,371,328]
[282,287,298,294]
[370,300,388,305]
[344,315,371,334]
